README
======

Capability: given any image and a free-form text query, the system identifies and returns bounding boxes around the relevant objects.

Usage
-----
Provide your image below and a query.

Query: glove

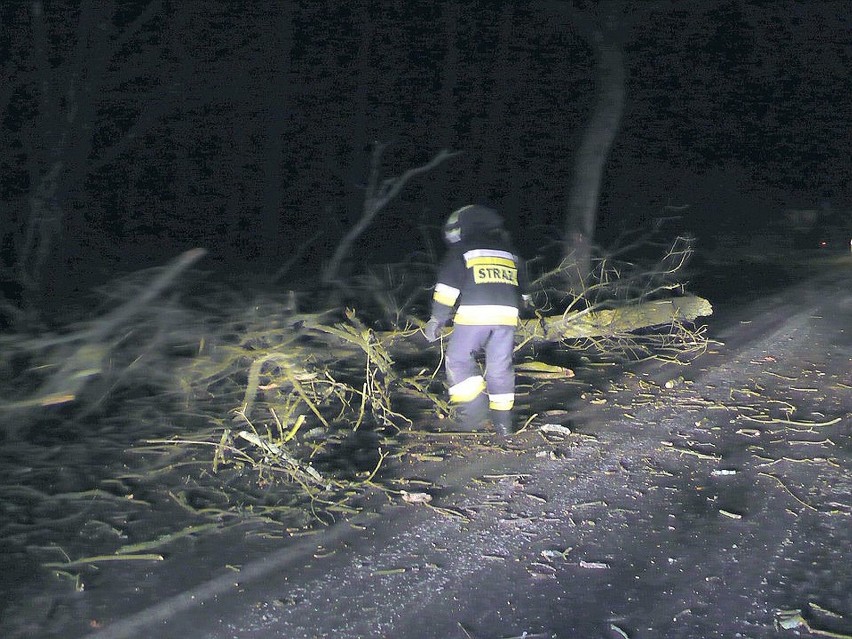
[423,317,444,343]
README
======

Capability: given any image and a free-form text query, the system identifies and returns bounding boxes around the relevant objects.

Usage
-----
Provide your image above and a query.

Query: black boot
[455,393,489,431]
[491,409,514,436]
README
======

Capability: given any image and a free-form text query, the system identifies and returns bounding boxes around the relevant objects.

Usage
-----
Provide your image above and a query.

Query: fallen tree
[0,251,712,433]
[516,294,712,343]
[373,294,712,356]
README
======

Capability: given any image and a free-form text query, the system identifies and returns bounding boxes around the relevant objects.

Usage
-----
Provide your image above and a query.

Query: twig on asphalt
[758,472,819,512]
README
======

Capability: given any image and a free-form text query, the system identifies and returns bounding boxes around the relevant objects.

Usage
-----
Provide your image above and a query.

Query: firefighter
[423,204,530,435]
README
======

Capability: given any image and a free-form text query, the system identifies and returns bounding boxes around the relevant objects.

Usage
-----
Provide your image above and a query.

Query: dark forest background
[1,0,850,311]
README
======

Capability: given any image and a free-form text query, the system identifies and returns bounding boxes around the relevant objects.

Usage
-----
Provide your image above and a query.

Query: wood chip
[400,490,432,504]
[540,423,572,437]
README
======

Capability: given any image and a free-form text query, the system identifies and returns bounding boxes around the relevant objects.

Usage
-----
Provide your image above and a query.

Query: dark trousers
[446,324,515,430]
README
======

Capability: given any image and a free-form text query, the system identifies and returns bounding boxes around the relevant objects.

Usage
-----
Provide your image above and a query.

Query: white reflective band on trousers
[488,392,514,411]
[448,375,486,403]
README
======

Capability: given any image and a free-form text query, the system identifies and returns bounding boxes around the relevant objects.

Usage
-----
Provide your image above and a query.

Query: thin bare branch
[321,146,460,285]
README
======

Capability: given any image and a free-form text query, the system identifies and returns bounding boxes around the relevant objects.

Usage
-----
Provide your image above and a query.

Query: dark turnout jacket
[431,231,527,327]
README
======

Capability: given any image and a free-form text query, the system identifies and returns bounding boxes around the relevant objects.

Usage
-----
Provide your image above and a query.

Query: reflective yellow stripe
[449,375,486,403]
[489,393,514,411]
[454,305,518,326]
[433,283,460,307]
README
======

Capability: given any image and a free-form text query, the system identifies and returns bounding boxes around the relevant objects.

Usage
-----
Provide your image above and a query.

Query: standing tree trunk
[562,17,625,292]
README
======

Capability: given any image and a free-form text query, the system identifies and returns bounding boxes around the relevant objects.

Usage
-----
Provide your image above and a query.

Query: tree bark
[515,295,711,344]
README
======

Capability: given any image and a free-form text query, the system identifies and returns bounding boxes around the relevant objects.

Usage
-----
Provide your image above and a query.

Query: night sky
[1,0,850,291]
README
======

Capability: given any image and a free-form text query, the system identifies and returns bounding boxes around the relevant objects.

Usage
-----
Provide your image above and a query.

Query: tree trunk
[562,25,625,292]
[365,295,712,357]
[516,295,711,344]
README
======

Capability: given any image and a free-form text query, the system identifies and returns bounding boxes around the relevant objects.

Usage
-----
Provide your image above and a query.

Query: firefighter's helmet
[443,204,504,244]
